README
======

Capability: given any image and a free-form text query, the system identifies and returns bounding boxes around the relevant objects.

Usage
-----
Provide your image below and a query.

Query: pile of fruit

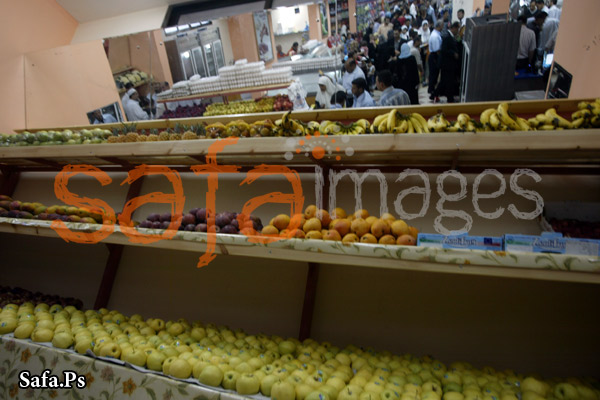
[114,69,148,90]
[203,95,293,117]
[549,219,600,239]
[0,286,82,309]
[0,195,103,224]
[1,302,597,400]
[0,128,112,146]
[138,208,263,234]
[261,205,418,245]
[2,100,599,147]
[160,104,207,119]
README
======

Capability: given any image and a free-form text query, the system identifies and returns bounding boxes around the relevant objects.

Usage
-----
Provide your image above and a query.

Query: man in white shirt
[341,59,366,105]
[92,109,117,124]
[534,0,549,15]
[428,20,443,100]
[124,89,149,121]
[516,15,536,70]
[456,9,466,27]
[409,0,418,19]
[377,17,393,41]
[547,0,561,20]
[120,82,133,106]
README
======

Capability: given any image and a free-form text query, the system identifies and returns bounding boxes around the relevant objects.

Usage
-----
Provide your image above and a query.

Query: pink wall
[0,0,78,133]
[308,4,322,42]
[25,41,121,129]
[552,0,600,98]
[228,14,260,63]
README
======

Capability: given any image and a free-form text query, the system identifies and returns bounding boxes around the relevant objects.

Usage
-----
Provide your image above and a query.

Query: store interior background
[0,0,599,379]
[1,0,600,134]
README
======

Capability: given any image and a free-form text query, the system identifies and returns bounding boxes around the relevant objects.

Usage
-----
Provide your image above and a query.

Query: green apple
[339,386,363,400]
[272,381,296,400]
[521,377,548,397]
[576,385,599,400]
[444,383,463,393]
[222,371,240,390]
[147,350,167,372]
[320,384,340,400]
[198,365,223,387]
[443,372,462,386]
[169,358,192,379]
[554,383,579,400]
[364,381,385,394]
[162,356,178,375]
[521,392,545,400]
[443,393,464,400]
[306,390,330,400]
[499,394,518,400]
[50,331,73,348]
[261,375,280,396]
[380,389,400,400]
[422,381,442,394]
[406,374,423,386]
[75,338,93,354]
[235,374,260,395]
[279,340,297,355]
[422,392,441,400]
[99,342,121,359]
[297,383,317,400]
[327,377,346,392]
[14,322,35,339]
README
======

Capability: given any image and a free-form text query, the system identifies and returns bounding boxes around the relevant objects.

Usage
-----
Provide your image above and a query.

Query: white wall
[212,17,235,66]
[271,5,310,35]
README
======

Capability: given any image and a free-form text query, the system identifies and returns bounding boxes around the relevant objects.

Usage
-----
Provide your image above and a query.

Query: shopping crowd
[316,0,561,109]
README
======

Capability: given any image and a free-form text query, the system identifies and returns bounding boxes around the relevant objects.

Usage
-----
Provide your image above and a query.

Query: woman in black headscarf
[394,43,420,104]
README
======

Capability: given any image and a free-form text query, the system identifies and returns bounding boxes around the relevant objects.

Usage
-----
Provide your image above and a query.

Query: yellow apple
[260,375,280,396]
[272,381,296,400]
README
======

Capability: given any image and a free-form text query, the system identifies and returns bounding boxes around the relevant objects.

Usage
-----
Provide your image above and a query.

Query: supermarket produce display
[0,286,82,309]
[2,100,600,148]
[2,302,600,400]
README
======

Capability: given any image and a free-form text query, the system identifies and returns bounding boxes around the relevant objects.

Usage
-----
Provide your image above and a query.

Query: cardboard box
[417,234,503,251]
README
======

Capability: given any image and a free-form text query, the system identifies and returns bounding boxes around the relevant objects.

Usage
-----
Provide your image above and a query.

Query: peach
[378,235,396,245]
[332,219,351,237]
[370,219,391,238]
[290,214,306,231]
[408,226,419,238]
[391,220,410,237]
[316,209,331,227]
[303,218,322,233]
[273,214,290,231]
[279,229,289,237]
[323,230,342,241]
[261,225,279,235]
[350,218,370,237]
[306,231,323,240]
[342,233,359,243]
[287,229,306,239]
[354,209,369,219]
[396,234,416,246]
[321,229,329,237]
[331,207,347,219]
[304,205,317,219]
[380,213,396,222]
[360,233,378,244]
[365,216,378,229]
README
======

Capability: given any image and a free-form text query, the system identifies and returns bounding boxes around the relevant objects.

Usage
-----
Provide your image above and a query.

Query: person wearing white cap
[400,25,410,42]
[418,20,431,45]
[124,88,149,121]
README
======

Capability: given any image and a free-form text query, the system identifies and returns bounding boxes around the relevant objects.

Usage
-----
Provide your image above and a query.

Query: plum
[9,201,21,210]
[147,213,161,222]
[7,210,19,218]
[230,219,239,229]
[207,225,220,233]
[181,213,196,226]
[151,221,162,229]
[48,213,60,220]
[215,213,231,227]
[189,208,199,216]
[0,211,9,218]
[221,224,238,234]
[139,220,152,228]
[195,223,208,232]
[19,211,33,219]
[184,224,196,231]
[60,215,70,222]
[160,213,172,222]
[250,215,262,225]
[253,221,263,231]
[195,208,207,222]
[161,221,171,230]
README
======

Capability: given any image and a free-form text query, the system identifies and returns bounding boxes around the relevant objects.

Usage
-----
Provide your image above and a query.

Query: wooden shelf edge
[1,219,598,284]
[156,82,293,103]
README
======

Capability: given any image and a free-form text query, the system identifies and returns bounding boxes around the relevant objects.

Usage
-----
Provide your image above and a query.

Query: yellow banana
[447,124,460,132]
[572,109,591,119]
[571,118,585,129]
[407,120,414,134]
[319,120,331,132]
[372,113,389,130]
[489,112,501,130]
[457,113,470,128]
[480,108,496,126]
[409,116,424,133]
[538,124,556,130]
[387,109,397,133]
[591,115,600,127]
[427,116,438,132]
[466,120,476,132]
[355,119,370,131]
[577,101,590,110]
[395,120,408,133]
[545,108,573,128]
[497,102,520,130]
[536,113,550,124]
[411,113,430,133]
[378,119,388,133]
[516,117,531,131]
[527,118,541,128]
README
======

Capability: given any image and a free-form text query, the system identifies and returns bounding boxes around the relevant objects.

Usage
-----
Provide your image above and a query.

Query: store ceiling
[58,0,318,24]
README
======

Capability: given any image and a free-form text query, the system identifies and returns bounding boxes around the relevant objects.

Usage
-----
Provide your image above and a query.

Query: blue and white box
[417,233,503,251]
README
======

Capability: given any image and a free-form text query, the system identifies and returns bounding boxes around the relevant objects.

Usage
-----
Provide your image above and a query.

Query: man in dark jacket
[438,22,460,103]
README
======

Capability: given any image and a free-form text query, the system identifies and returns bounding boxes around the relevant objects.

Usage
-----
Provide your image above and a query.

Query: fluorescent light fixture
[164,27,178,34]
[177,24,189,31]
[190,22,201,28]
[182,51,191,59]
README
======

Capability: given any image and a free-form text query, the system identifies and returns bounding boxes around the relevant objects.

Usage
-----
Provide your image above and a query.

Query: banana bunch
[275,111,305,136]
[480,103,531,131]
[527,108,573,130]
[320,120,368,135]
[571,99,600,128]
[370,110,429,134]
[446,113,482,132]
[427,113,451,132]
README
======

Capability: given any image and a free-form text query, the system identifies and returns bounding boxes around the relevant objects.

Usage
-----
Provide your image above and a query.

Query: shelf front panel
[1,130,599,171]
[1,218,598,284]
